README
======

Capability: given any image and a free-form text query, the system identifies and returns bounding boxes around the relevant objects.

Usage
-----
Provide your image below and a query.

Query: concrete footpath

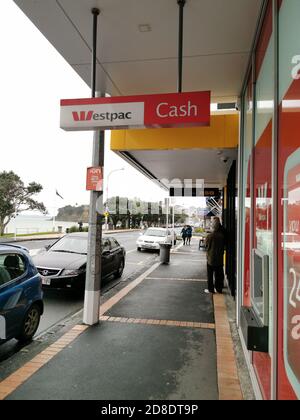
[0,239,245,400]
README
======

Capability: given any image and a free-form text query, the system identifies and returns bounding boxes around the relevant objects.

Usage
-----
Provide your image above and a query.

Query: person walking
[181,225,187,245]
[204,217,226,294]
[186,225,193,245]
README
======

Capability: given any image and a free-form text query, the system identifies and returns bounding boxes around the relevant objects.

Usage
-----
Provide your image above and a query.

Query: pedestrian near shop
[204,217,226,294]
[181,225,187,245]
[186,225,193,245]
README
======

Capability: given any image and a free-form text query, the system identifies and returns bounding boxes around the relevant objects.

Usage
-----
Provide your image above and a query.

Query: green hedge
[68,225,89,233]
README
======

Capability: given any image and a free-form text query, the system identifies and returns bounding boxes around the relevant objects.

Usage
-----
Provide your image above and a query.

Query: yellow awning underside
[111,114,239,151]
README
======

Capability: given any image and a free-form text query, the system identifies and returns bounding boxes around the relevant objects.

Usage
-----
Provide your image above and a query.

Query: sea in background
[5,214,88,235]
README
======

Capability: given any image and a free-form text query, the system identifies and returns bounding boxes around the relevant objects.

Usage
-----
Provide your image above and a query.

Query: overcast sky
[0,0,204,216]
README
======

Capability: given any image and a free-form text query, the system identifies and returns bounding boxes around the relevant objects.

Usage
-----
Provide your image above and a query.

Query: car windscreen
[144,229,166,237]
[50,236,88,255]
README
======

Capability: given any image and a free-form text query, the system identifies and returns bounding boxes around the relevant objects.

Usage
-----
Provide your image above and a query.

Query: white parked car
[136,228,176,252]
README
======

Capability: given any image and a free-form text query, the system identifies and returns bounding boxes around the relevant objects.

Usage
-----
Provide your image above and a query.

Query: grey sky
[0,0,205,216]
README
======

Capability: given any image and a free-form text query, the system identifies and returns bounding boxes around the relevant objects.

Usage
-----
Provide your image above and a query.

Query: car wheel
[137,247,142,252]
[114,259,125,279]
[16,304,41,343]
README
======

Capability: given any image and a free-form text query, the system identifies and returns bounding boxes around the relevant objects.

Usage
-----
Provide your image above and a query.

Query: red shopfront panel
[253,122,273,247]
[252,121,272,400]
[277,0,300,400]
[251,0,273,400]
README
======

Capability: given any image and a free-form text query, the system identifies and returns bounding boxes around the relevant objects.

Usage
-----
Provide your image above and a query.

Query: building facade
[238,0,300,400]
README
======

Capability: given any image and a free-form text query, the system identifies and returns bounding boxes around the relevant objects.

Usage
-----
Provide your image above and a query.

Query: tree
[0,171,46,236]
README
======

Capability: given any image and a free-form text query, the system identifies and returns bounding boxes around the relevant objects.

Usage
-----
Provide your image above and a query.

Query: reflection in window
[0,254,26,286]
[283,156,300,397]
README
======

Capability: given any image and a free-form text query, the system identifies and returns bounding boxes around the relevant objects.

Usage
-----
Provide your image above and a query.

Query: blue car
[0,244,44,344]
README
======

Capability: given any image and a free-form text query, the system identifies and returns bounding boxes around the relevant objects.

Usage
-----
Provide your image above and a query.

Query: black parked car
[32,233,126,292]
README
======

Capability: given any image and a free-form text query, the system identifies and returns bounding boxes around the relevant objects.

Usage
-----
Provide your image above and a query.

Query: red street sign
[86,167,103,191]
[60,91,210,131]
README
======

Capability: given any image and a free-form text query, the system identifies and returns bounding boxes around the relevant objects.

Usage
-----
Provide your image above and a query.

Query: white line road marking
[146,277,207,282]
[126,248,137,254]
[100,262,161,316]
[171,242,184,253]
[172,252,206,256]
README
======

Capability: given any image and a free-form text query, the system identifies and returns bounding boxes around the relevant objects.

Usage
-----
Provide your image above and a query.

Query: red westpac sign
[60,91,210,131]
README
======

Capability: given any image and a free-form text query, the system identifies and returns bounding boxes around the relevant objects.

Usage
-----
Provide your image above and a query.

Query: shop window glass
[278,0,300,400]
[252,0,273,400]
[242,75,253,307]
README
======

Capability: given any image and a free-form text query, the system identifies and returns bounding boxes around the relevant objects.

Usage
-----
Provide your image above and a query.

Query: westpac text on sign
[60,91,210,131]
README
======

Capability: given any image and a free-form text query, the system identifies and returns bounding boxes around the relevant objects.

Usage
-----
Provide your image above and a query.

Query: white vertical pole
[14,213,17,241]
[105,176,109,231]
[52,192,56,232]
[83,8,102,326]
[166,197,169,239]
[83,127,104,326]
[172,202,175,246]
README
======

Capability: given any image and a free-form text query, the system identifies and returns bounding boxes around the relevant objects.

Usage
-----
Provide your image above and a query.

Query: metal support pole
[105,179,109,231]
[172,203,175,246]
[91,8,99,98]
[83,8,103,326]
[177,0,186,93]
[166,197,169,237]
[14,212,17,241]
[271,0,279,401]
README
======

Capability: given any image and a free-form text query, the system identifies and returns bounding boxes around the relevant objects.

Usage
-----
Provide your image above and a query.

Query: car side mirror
[45,245,51,251]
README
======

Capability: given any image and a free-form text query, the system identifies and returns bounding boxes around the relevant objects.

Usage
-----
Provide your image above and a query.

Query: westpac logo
[72,111,93,122]
[72,109,133,123]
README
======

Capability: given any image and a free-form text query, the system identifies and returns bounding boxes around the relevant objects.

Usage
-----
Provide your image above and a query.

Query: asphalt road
[0,231,160,362]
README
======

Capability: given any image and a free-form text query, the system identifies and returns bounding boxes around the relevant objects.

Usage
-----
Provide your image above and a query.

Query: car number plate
[42,277,51,286]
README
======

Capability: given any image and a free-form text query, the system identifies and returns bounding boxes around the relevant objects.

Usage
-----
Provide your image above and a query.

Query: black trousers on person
[207,264,224,293]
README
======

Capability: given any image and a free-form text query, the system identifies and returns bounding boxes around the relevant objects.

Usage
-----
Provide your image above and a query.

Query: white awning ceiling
[120,148,238,189]
[14,0,263,102]
[13,0,262,188]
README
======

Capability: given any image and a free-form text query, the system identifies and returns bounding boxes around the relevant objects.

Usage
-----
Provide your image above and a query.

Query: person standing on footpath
[204,217,226,294]
[186,225,193,245]
[181,225,187,245]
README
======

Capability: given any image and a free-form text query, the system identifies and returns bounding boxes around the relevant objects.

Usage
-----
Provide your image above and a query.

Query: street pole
[172,203,175,246]
[177,0,186,93]
[14,212,17,241]
[83,8,103,326]
[105,178,109,231]
[166,197,169,239]
[52,192,56,232]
